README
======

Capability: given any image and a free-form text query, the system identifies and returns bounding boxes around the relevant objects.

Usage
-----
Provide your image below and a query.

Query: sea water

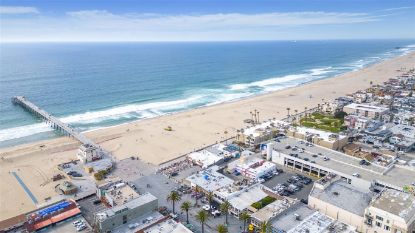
[1,40,414,147]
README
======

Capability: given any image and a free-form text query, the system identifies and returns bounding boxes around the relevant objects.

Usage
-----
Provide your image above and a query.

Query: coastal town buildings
[286,126,348,150]
[236,119,288,146]
[343,103,389,120]
[94,180,158,233]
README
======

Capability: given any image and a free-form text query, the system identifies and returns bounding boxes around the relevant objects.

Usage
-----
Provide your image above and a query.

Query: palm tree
[181,201,192,224]
[304,106,308,118]
[167,191,181,214]
[260,221,269,233]
[216,224,228,233]
[286,107,291,117]
[196,210,209,233]
[220,201,231,225]
[294,109,298,123]
[206,191,214,210]
[240,211,250,232]
[194,185,201,207]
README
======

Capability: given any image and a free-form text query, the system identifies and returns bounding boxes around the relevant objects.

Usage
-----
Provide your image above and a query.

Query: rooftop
[96,193,157,221]
[389,124,415,139]
[270,203,317,232]
[226,184,268,211]
[227,156,276,177]
[188,150,223,168]
[310,180,372,216]
[242,120,288,137]
[144,219,192,233]
[186,165,234,192]
[370,189,415,223]
[271,203,357,233]
[344,103,389,113]
[292,126,346,142]
[251,197,298,223]
[272,137,415,190]
[106,184,140,207]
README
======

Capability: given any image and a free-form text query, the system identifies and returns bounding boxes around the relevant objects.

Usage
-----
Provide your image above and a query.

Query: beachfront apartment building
[343,103,389,120]
[286,126,348,150]
[236,120,288,146]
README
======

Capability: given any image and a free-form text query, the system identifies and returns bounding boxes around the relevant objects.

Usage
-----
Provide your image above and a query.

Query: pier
[12,96,97,147]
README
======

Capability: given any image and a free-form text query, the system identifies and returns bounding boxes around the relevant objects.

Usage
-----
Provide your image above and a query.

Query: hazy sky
[1,0,414,42]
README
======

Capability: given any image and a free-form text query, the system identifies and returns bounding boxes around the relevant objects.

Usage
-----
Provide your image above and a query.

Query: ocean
[1,40,414,147]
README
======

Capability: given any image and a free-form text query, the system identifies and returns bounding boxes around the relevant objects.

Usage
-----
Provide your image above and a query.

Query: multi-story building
[236,120,288,146]
[364,189,415,233]
[343,103,389,120]
[94,180,158,233]
[286,126,348,150]
[308,178,373,232]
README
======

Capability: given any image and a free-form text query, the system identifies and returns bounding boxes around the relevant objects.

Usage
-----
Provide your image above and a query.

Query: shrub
[251,196,276,210]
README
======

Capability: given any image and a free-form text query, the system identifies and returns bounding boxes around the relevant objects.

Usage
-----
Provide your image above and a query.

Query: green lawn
[299,112,346,133]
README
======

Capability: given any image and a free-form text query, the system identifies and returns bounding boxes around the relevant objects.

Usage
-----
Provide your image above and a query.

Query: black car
[301,179,312,185]
[295,183,304,188]
[285,145,291,149]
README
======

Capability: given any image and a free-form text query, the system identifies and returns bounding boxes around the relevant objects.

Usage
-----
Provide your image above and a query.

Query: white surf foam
[0,123,53,142]
[2,44,415,143]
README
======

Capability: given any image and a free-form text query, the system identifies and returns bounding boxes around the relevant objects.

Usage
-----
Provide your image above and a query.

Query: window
[375,221,382,227]
[376,215,383,221]
[384,225,390,231]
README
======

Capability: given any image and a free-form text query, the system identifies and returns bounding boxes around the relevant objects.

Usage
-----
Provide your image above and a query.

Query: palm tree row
[167,191,253,233]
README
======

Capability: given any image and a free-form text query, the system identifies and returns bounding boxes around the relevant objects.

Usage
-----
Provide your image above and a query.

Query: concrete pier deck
[12,96,97,147]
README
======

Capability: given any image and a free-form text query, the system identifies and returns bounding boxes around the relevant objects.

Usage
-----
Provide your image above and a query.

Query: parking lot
[263,164,316,202]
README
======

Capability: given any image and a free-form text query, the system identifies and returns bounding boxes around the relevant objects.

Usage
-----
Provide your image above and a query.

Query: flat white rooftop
[242,120,288,137]
[344,103,389,113]
[186,166,234,192]
[293,126,346,142]
[188,150,223,168]
[227,184,268,211]
[144,219,192,233]
[251,198,298,223]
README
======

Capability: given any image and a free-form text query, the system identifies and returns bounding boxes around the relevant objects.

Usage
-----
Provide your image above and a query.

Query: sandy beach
[0,51,414,220]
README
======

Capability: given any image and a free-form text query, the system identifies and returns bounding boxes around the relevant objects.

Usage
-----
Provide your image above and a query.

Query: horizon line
[2,38,415,44]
